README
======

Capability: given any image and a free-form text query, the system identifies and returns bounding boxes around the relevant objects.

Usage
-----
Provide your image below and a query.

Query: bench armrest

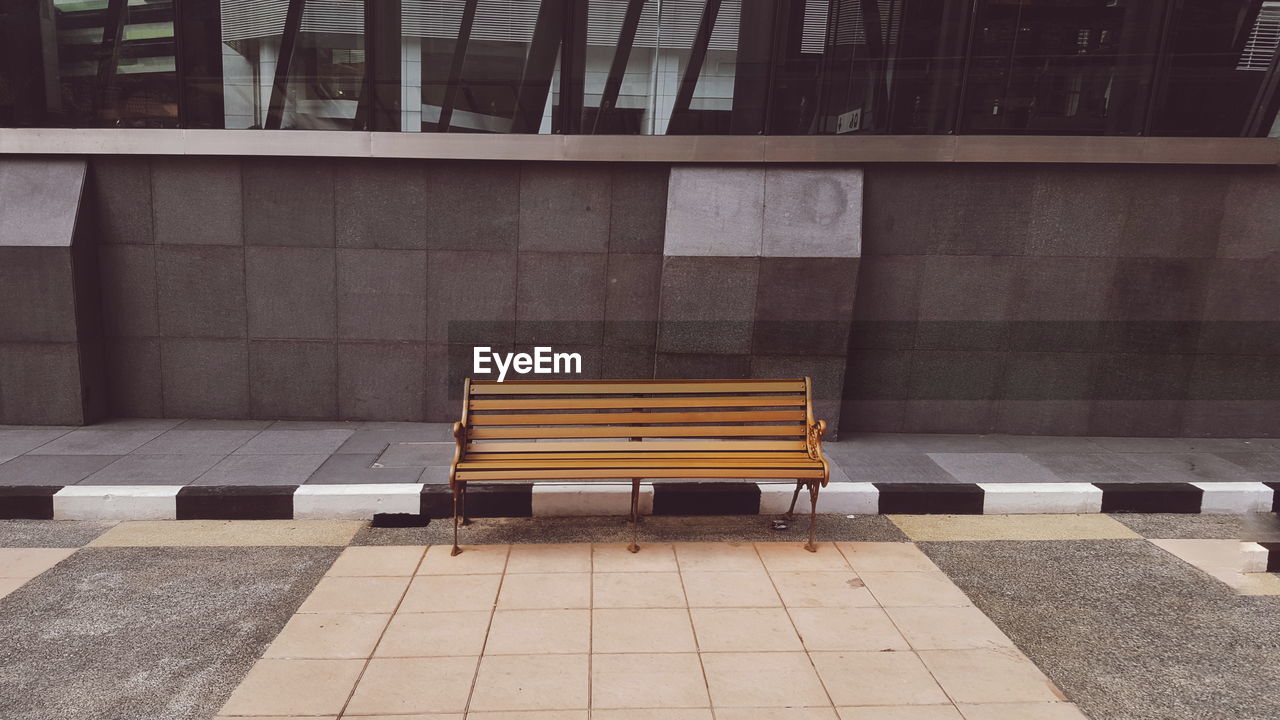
[807,419,830,487]
[449,421,465,490]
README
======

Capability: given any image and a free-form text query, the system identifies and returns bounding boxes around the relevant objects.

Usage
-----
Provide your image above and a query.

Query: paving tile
[397,574,501,614]
[691,607,803,652]
[234,429,355,455]
[674,542,766,572]
[700,651,830,708]
[0,427,73,455]
[681,570,782,608]
[591,653,710,709]
[192,454,329,486]
[885,606,1015,651]
[297,575,410,614]
[926,453,1065,484]
[375,610,492,657]
[506,543,592,573]
[1022,452,1162,483]
[0,577,27,600]
[308,453,426,484]
[374,442,456,467]
[133,430,259,455]
[838,706,963,719]
[0,548,75,578]
[836,543,938,572]
[888,514,1140,542]
[954,703,1086,720]
[592,542,678,572]
[218,658,364,717]
[469,653,589,712]
[326,545,426,576]
[485,609,590,654]
[417,544,509,575]
[811,651,949,707]
[858,572,973,607]
[823,452,960,484]
[594,711,713,720]
[1124,452,1262,483]
[345,656,478,715]
[768,569,874,609]
[468,712,585,720]
[81,454,223,486]
[593,571,686,608]
[0,455,120,486]
[790,607,909,652]
[338,428,452,454]
[176,419,273,431]
[497,572,591,609]
[263,613,389,659]
[720,710,838,720]
[32,429,166,455]
[916,648,1063,704]
[756,542,851,572]
[86,519,362,547]
[593,608,697,653]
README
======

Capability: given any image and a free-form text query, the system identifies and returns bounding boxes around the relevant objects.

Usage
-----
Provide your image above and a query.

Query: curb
[0,481,1277,521]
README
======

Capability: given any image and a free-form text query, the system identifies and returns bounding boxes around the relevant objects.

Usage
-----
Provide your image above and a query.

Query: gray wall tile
[602,345,656,379]
[751,354,847,433]
[904,399,995,434]
[1181,401,1280,438]
[664,167,763,256]
[249,340,337,419]
[98,245,157,338]
[655,353,751,379]
[160,338,249,418]
[338,342,427,421]
[518,164,610,253]
[849,256,922,350]
[762,168,862,257]
[1089,400,1185,437]
[0,247,77,342]
[104,338,163,418]
[861,166,945,256]
[916,255,1018,350]
[994,400,1092,436]
[246,247,336,340]
[658,256,759,354]
[244,157,335,247]
[516,252,607,344]
[337,249,427,341]
[425,162,519,251]
[1198,258,1280,354]
[1218,168,1280,259]
[91,157,153,245]
[839,400,906,434]
[0,158,85,248]
[426,250,517,344]
[604,252,661,346]
[509,344,603,379]
[1027,167,1127,257]
[609,165,667,253]
[0,343,84,425]
[155,245,246,338]
[1119,167,1229,258]
[753,257,859,356]
[335,159,428,249]
[1103,258,1207,353]
[933,166,1034,256]
[152,157,242,245]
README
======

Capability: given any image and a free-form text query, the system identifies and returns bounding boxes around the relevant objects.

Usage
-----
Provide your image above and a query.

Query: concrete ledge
[1193,482,1275,514]
[292,483,422,519]
[979,483,1104,514]
[52,485,182,520]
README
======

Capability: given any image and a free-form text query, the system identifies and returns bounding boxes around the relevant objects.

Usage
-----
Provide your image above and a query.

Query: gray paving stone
[268,420,365,431]
[990,435,1108,453]
[823,451,959,484]
[1022,452,1162,483]
[82,454,223,486]
[831,434,1013,454]
[305,453,424,484]
[175,419,273,431]
[1090,437,1201,453]
[1213,453,1280,481]
[192,454,329,485]
[0,428,75,456]
[1110,514,1250,540]
[0,455,120,486]
[32,429,167,456]
[0,520,116,547]
[132,430,260,456]
[374,441,455,468]
[1114,452,1264,483]
[86,419,183,432]
[336,427,451,454]
[233,429,354,455]
[927,452,1066,484]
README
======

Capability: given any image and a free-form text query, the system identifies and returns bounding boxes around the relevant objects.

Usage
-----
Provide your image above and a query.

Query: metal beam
[667,0,722,134]
[358,0,401,131]
[1244,42,1280,136]
[558,0,588,133]
[592,0,645,133]
[264,0,306,130]
[438,0,479,132]
[92,0,128,123]
[510,0,566,133]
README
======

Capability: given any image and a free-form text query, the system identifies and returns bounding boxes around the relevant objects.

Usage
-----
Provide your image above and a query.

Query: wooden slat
[465,440,808,453]
[463,451,814,461]
[468,425,805,440]
[469,380,806,395]
[469,410,807,426]
[456,467,826,480]
[459,459,821,469]
[469,395,806,411]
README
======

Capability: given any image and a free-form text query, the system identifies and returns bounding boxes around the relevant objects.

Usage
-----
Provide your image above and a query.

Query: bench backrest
[461,378,817,455]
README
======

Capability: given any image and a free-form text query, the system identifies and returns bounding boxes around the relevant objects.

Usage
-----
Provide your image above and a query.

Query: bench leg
[784,480,805,520]
[459,481,470,526]
[451,485,462,556]
[628,478,641,553]
[804,481,819,553]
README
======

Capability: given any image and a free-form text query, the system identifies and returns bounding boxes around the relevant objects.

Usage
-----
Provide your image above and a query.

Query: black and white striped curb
[1,480,1277,521]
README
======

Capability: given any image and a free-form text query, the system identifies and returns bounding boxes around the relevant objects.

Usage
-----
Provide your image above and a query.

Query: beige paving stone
[0,577,27,600]
[593,543,679,572]
[690,607,803,652]
[1234,572,1280,595]
[469,653,590,712]
[497,572,591,609]
[400,573,502,613]
[771,571,877,608]
[374,610,492,657]
[718,710,838,720]
[790,607,909,652]
[700,651,830,708]
[593,710,713,720]
[836,543,939,573]
[810,651,949,707]
[506,543,592,573]
[485,609,591,655]
[218,658,364,716]
[296,576,410,614]
[345,656,478,715]
[593,571,687,608]
[336,715,462,720]
[263,612,388,659]
[674,542,766,572]
[756,542,852,572]
[917,649,1064,704]
[467,712,587,720]
[886,607,1015,651]
[325,545,426,576]
[590,652,710,709]
[837,706,963,720]
[682,570,782,608]
[888,514,1139,542]
[858,572,972,607]
[88,520,362,547]
[593,608,697,653]
[215,716,341,720]
[1151,539,1249,570]
[418,543,509,575]
[956,702,1088,720]
[0,548,75,577]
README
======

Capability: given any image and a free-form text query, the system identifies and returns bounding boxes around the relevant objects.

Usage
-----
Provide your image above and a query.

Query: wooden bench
[448,377,830,555]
